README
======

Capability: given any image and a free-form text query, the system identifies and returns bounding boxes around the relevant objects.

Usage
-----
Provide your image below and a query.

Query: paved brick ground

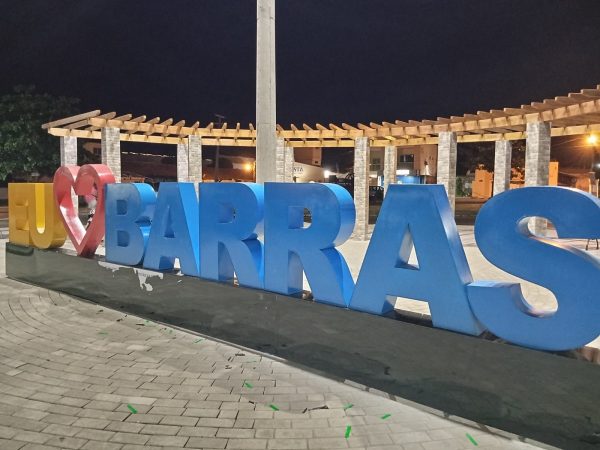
[0,237,543,449]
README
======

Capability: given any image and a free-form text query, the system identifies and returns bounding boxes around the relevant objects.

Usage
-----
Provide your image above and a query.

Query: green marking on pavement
[194,338,203,343]
[127,404,137,414]
[345,425,352,438]
[466,433,478,446]
[243,381,253,388]
[343,403,354,410]
[381,413,391,420]
[269,404,279,411]
[98,332,108,335]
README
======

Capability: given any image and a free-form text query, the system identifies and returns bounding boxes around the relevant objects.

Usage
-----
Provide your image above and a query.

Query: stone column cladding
[352,137,371,240]
[493,140,512,196]
[284,144,295,182]
[187,135,203,194]
[256,0,277,183]
[60,136,78,211]
[60,136,77,166]
[437,131,458,211]
[275,138,286,182]
[525,121,552,235]
[383,145,397,195]
[176,141,189,182]
[101,127,121,183]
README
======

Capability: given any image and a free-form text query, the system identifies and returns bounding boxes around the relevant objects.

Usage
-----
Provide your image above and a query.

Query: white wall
[293,162,325,182]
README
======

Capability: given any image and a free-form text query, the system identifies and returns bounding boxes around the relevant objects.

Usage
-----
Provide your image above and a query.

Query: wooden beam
[64,119,92,130]
[48,121,600,148]
[41,110,101,129]
[382,98,600,139]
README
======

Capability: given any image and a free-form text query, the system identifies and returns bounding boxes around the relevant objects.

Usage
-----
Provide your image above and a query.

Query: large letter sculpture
[8,183,66,248]
[264,183,355,307]
[467,187,600,351]
[350,185,483,335]
[199,183,264,288]
[53,164,115,257]
[143,183,200,276]
[105,183,157,266]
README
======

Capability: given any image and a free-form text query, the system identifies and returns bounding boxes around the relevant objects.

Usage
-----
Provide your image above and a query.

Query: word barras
[8,164,600,352]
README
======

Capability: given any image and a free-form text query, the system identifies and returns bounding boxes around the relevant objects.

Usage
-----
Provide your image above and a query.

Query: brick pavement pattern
[0,239,542,449]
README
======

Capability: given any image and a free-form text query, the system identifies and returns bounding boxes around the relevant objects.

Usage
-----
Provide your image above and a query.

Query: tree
[0,86,80,181]
[457,140,526,177]
[456,142,495,175]
[510,140,526,178]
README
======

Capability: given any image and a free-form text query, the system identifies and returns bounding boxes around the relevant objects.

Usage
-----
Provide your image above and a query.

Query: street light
[243,161,256,181]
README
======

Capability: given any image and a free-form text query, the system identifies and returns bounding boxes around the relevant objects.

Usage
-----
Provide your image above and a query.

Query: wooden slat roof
[44,85,600,147]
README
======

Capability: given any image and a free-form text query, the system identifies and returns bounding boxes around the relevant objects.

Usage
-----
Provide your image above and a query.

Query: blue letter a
[350,184,483,335]
[143,183,200,276]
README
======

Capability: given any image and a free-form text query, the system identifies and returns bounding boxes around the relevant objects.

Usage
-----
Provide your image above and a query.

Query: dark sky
[1,0,600,127]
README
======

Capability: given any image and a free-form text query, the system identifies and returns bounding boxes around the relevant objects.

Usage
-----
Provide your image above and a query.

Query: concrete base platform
[6,243,600,449]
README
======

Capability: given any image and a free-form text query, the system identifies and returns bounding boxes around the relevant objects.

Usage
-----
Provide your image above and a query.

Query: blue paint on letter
[264,183,355,307]
[468,186,600,351]
[105,183,156,266]
[350,184,483,335]
[199,182,264,288]
[143,182,200,276]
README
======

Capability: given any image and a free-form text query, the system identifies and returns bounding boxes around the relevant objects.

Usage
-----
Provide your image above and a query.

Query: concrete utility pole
[255,0,277,183]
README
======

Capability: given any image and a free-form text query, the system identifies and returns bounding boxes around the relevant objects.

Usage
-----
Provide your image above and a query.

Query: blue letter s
[468,187,600,351]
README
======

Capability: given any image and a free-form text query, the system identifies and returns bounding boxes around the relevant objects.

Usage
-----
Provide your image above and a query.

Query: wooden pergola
[43,85,600,148]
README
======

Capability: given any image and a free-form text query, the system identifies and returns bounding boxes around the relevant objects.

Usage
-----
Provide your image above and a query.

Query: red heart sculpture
[53,164,115,257]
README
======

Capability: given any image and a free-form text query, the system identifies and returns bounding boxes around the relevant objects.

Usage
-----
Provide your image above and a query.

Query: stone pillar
[188,135,203,195]
[437,131,457,210]
[101,127,121,183]
[352,137,371,240]
[284,144,295,182]
[383,145,397,195]
[256,0,277,183]
[60,136,78,212]
[525,121,551,235]
[60,136,77,166]
[176,141,189,182]
[275,137,286,182]
[493,140,512,196]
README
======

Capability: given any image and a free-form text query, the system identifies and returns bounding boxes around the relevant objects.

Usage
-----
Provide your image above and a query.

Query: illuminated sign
[8,164,600,352]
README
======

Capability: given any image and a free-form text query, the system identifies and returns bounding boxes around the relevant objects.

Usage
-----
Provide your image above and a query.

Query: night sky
[2,0,600,128]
